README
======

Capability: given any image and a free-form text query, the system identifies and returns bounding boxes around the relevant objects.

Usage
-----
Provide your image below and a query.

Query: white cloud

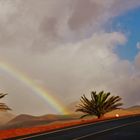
[0,0,140,50]
[0,0,140,115]
[137,42,140,49]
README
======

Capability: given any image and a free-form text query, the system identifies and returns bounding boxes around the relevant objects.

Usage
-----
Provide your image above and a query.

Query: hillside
[0,114,80,130]
[126,105,140,114]
[0,111,15,125]
[0,104,140,130]
[127,105,140,110]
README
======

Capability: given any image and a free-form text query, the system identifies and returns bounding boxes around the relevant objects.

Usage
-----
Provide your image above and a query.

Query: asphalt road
[77,121,140,140]
[13,115,140,140]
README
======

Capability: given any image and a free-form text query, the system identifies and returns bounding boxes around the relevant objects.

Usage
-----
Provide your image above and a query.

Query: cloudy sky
[0,0,140,115]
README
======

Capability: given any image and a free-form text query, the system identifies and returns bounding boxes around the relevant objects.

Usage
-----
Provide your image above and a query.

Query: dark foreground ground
[80,121,140,140]
[10,115,140,140]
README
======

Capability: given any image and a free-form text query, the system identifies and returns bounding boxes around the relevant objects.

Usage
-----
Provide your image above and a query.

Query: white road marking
[74,120,140,140]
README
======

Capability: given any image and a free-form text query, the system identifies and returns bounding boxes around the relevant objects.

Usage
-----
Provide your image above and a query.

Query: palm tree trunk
[97,114,103,119]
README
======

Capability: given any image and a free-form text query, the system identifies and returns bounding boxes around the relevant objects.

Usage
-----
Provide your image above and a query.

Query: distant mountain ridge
[127,105,140,110]
[7,114,80,124]
[0,114,80,130]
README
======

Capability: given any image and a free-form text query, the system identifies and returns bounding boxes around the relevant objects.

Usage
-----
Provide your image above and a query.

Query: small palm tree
[0,93,11,111]
[76,91,123,119]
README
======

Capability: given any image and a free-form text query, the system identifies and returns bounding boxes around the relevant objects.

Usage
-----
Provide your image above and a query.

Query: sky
[0,0,140,115]
[110,7,140,61]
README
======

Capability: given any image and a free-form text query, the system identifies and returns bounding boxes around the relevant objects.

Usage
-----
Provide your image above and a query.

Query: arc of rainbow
[0,62,69,114]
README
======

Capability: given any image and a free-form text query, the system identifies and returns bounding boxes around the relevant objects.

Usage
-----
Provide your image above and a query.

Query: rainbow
[0,62,69,114]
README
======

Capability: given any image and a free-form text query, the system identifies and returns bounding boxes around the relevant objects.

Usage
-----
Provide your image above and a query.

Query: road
[11,115,140,140]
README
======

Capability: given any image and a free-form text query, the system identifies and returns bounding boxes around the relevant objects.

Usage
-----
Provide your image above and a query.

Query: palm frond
[76,91,123,119]
[0,93,11,111]
[0,93,7,99]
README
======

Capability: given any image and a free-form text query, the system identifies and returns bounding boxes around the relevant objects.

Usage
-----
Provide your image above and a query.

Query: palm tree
[0,93,11,111]
[76,91,123,119]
